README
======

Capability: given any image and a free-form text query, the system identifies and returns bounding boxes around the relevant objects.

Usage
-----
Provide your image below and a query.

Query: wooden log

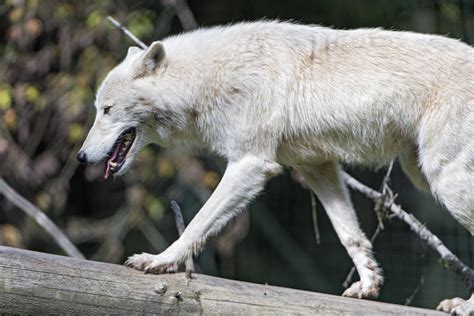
[0,246,443,315]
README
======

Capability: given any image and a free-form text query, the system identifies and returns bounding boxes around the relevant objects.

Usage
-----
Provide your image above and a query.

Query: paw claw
[342,280,381,299]
[124,252,178,275]
[437,297,473,315]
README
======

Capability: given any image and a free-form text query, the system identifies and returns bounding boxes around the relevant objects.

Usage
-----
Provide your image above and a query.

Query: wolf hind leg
[437,293,474,315]
[297,161,383,299]
[425,146,474,235]
[399,145,430,192]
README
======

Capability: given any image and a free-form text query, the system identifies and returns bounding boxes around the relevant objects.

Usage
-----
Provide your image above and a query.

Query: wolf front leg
[125,155,282,274]
[297,161,383,299]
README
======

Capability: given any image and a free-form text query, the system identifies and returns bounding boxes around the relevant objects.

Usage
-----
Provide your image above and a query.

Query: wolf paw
[124,252,178,274]
[437,297,474,315]
[342,280,381,299]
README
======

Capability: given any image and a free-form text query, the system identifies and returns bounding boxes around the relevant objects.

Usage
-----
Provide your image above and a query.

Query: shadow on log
[0,246,443,315]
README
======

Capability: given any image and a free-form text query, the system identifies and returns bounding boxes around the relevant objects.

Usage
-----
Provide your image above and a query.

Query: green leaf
[145,194,165,221]
[0,86,12,110]
[87,9,103,28]
[25,85,40,103]
[68,123,84,143]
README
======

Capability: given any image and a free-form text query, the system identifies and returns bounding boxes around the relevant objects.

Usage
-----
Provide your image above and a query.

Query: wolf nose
[76,151,88,164]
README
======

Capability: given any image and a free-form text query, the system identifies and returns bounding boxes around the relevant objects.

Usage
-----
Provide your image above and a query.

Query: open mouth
[104,127,136,179]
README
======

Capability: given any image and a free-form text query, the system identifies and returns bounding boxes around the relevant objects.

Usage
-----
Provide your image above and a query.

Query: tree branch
[0,178,84,259]
[0,246,442,315]
[170,200,195,277]
[107,16,148,49]
[310,192,321,244]
[342,171,474,291]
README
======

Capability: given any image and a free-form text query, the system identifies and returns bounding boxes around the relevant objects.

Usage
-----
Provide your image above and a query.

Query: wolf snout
[76,151,88,164]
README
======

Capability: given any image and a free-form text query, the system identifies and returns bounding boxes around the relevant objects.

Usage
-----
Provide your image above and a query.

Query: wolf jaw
[104,127,136,179]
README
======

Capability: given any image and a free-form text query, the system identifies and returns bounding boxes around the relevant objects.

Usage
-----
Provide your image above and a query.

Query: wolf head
[77,42,169,179]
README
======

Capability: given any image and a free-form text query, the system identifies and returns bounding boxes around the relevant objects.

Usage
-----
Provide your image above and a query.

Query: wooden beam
[0,246,443,314]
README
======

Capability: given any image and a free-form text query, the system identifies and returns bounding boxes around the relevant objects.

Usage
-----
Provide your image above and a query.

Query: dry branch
[342,171,474,291]
[170,200,195,275]
[310,192,321,244]
[107,16,148,49]
[0,246,444,315]
[0,178,84,259]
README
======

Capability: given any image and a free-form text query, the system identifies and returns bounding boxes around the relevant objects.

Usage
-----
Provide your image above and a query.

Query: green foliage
[0,85,12,110]
[127,10,156,39]
[145,194,165,221]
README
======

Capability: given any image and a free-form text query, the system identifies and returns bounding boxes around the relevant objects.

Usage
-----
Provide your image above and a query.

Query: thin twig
[170,200,195,277]
[374,160,395,229]
[310,192,320,244]
[342,266,357,289]
[0,178,84,259]
[404,236,426,305]
[170,200,186,236]
[107,16,148,49]
[380,160,394,192]
[108,3,197,51]
[342,171,474,291]
[405,276,424,306]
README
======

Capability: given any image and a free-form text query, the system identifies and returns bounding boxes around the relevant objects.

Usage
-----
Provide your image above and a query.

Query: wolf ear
[134,41,166,77]
[126,46,143,58]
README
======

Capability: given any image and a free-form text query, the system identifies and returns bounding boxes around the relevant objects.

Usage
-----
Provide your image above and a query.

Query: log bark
[0,246,443,315]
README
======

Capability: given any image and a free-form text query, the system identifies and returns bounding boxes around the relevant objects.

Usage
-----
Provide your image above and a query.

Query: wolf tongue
[104,162,112,180]
[104,142,122,180]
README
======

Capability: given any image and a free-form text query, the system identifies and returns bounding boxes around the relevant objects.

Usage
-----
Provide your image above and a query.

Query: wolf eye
[103,106,112,114]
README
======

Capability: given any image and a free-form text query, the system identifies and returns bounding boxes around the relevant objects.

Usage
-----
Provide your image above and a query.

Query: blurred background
[0,0,473,310]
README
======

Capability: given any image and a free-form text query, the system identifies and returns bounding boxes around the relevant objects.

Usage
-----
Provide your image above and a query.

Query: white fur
[79,21,474,307]
[437,294,474,315]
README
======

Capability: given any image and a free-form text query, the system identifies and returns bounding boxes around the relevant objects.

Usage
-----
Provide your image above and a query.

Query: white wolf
[77,21,474,313]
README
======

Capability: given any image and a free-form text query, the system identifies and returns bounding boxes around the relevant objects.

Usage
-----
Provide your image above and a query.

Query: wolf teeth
[109,161,117,167]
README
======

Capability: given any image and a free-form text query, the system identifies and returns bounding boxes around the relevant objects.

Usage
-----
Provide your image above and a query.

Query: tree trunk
[0,246,443,315]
